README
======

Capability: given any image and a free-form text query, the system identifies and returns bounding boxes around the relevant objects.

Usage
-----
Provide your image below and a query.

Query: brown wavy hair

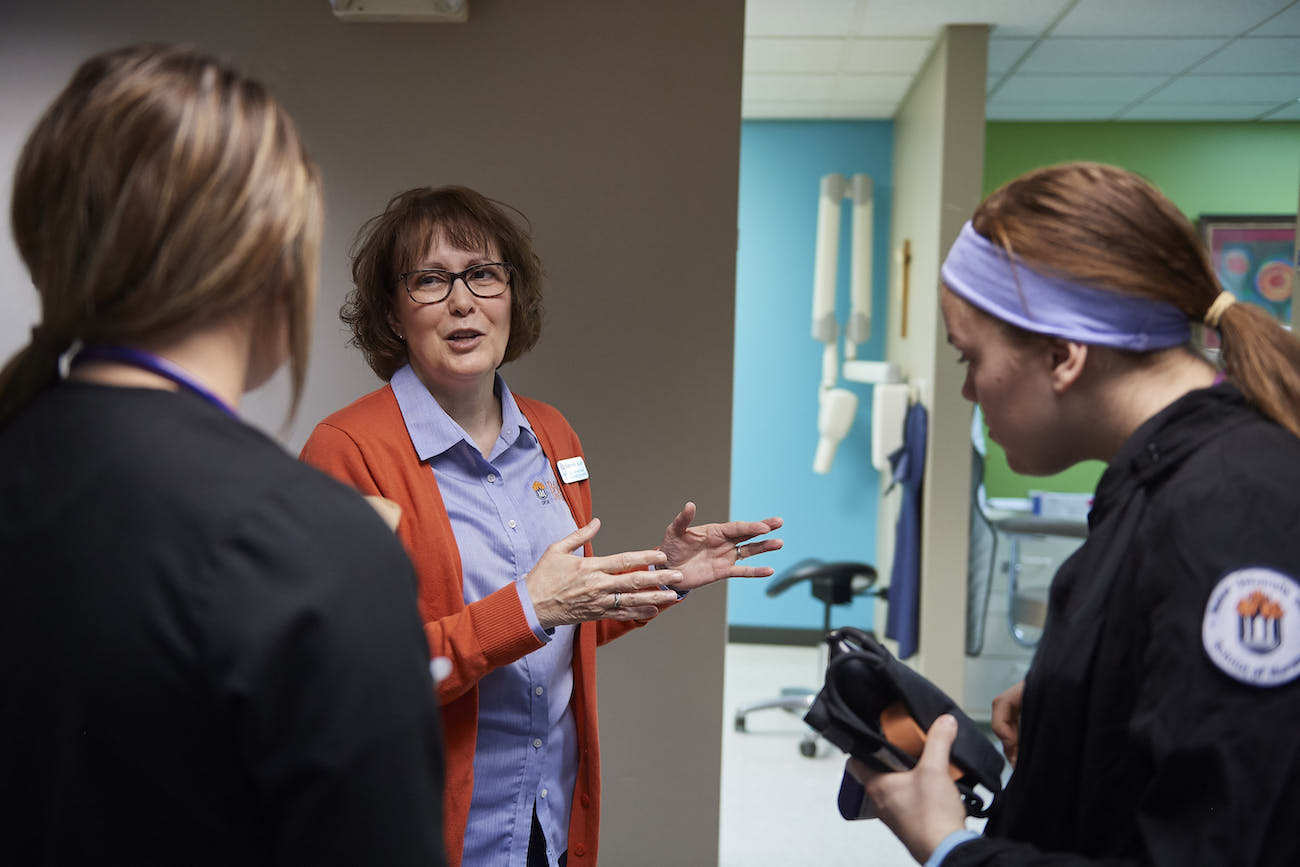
[1,43,322,426]
[343,186,545,381]
[971,161,1300,439]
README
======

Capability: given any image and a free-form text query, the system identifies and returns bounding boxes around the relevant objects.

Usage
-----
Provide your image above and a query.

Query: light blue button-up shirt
[391,365,579,867]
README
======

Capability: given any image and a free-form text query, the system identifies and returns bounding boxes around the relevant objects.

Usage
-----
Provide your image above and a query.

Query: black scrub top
[949,384,1300,867]
[0,383,449,866]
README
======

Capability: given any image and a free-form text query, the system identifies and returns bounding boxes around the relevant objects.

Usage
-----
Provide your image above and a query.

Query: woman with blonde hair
[851,162,1300,865]
[0,44,447,865]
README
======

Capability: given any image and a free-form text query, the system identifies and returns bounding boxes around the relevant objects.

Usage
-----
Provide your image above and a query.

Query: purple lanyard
[71,344,239,418]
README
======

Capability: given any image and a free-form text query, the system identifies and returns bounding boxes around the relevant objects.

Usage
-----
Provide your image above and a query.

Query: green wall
[979,121,1300,499]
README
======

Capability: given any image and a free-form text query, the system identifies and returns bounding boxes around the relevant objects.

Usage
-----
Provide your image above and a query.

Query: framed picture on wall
[1198,214,1296,331]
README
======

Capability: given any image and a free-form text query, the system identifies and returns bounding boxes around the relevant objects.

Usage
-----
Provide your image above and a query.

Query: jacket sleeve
[208,476,448,866]
[300,422,544,706]
[1123,480,1300,867]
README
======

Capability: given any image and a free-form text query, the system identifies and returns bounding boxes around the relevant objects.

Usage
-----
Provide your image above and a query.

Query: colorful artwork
[1199,215,1297,329]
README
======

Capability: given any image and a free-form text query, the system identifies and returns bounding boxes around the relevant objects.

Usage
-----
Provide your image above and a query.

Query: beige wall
[878,25,989,701]
[0,1,743,861]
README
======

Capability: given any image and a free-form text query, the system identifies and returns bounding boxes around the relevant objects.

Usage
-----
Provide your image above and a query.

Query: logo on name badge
[1202,567,1300,687]
[556,456,588,484]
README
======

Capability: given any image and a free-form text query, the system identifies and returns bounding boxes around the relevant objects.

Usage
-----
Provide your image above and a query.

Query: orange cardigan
[300,384,640,867]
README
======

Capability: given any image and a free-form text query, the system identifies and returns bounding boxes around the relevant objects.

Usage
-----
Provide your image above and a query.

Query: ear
[1046,338,1088,394]
[386,311,405,342]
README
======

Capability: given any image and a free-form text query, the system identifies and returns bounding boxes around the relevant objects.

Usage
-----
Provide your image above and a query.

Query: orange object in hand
[879,702,964,782]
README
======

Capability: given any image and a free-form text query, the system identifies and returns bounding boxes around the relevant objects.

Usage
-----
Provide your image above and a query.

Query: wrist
[922,829,978,867]
[519,577,558,636]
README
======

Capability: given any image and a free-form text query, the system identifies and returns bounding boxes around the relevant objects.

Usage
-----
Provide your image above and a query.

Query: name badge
[557,456,589,484]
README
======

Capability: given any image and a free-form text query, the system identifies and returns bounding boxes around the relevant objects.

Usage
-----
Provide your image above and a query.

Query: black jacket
[0,383,448,866]
[950,384,1300,866]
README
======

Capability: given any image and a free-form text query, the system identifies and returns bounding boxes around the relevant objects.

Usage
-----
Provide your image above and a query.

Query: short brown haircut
[343,186,545,381]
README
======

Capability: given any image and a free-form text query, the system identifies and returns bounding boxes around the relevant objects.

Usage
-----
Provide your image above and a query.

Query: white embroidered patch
[1202,567,1300,687]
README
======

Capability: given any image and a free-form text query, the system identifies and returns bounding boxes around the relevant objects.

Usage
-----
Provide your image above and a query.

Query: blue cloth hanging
[884,400,927,659]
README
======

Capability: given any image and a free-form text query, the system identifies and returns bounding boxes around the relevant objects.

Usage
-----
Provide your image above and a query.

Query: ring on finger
[613,592,621,609]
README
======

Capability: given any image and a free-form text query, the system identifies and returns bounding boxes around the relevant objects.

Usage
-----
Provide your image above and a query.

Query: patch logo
[1202,567,1300,687]
[532,480,549,503]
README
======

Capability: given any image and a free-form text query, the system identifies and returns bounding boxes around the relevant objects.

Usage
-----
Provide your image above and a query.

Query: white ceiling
[743,0,1300,121]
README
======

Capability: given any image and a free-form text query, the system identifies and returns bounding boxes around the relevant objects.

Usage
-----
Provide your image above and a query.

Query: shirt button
[533,738,543,748]
[540,788,549,799]
[573,844,587,857]
[508,519,517,529]
[487,473,497,483]
[535,686,544,696]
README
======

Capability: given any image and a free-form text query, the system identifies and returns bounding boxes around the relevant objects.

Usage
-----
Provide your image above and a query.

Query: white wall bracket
[811,172,907,475]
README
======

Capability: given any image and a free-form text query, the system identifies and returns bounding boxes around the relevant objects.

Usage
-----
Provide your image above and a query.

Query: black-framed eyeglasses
[398,262,513,304]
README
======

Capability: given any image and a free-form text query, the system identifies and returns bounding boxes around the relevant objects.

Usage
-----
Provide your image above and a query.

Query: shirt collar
[390,364,536,462]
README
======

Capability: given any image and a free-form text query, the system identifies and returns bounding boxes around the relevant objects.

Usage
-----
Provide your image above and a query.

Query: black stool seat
[733,558,883,756]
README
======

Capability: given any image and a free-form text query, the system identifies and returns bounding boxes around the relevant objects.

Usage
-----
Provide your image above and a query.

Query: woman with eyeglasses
[0,45,447,865]
[300,185,783,867]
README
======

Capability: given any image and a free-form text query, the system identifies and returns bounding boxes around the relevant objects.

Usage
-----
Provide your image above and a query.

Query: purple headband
[940,221,1190,351]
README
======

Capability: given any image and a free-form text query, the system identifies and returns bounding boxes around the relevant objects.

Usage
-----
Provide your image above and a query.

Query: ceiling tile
[1020,37,1226,74]
[995,74,1169,102]
[841,38,933,73]
[745,0,860,37]
[1118,101,1283,119]
[853,0,1072,38]
[1054,0,1295,37]
[742,0,1300,121]
[744,38,847,74]
[834,73,914,101]
[1149,74,1300,102]
[1192,37,1300,74]
[1249,2,1300,35]
[742,73,839,102]
[989,37,1036,75]
[985,101,1128,120]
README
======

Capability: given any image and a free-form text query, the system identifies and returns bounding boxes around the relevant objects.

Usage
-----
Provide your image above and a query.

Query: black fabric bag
[804,626,1004,818]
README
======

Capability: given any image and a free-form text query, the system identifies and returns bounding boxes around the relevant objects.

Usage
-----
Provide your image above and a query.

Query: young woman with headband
[849,162,1300,865]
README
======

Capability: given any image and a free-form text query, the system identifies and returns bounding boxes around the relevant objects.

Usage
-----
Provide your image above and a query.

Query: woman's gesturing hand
[527,518,683,630]
[658,502,784,591]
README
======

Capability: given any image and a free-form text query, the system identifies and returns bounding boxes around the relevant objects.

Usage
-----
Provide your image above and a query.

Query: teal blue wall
[730,121,893,631]
[731,120,1298,627]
